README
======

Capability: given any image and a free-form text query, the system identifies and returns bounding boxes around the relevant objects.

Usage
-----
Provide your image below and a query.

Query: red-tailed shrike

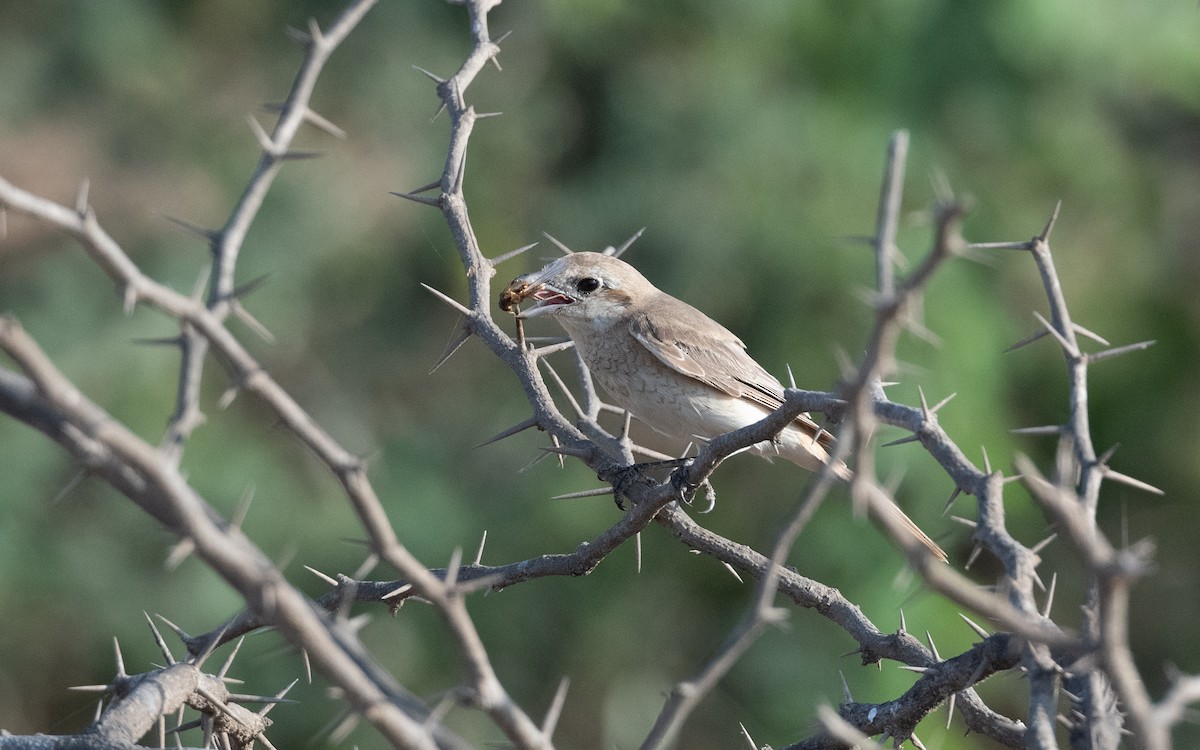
[501,251,945,562]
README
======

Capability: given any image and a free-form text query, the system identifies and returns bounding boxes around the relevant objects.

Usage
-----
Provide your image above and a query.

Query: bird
[499,251,947,562]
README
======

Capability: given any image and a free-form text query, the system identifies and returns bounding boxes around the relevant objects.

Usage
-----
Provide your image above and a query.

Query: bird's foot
[599,458,692,510]
[668,459,698,500]
[668,461,717,513]
[597,462,654,510]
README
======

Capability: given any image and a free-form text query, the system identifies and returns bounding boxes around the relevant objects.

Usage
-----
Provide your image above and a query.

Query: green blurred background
[2,1,1198,748]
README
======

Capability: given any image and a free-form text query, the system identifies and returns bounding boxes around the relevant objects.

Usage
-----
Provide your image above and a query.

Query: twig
[0,316,460,750]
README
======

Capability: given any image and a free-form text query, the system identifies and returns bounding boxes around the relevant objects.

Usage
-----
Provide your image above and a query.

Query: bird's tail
[774,427,948,562]
[832,463,947,563]
[876,495,948,563]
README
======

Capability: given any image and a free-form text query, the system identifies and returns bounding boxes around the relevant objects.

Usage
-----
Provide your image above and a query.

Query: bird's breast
[558,320,833,471]
[567,328,757,440]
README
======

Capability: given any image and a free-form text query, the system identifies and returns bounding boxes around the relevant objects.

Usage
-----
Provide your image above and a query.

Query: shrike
[500,251,945,562]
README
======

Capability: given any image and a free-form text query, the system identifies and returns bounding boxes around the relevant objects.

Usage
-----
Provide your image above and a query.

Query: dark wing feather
[628,294,834,449]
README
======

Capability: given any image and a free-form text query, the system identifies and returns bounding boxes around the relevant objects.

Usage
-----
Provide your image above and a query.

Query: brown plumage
[503,252,946,562]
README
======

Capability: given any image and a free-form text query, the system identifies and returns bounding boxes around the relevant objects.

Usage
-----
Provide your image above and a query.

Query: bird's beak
[499,273,575,318]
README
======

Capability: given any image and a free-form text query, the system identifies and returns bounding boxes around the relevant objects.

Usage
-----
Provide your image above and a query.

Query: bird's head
[499,252,651,325]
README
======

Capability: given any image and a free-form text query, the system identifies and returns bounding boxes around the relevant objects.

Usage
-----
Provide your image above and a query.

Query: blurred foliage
[2,1,1199,748]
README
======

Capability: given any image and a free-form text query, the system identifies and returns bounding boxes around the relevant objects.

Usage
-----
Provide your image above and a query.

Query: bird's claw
[697,478,717,513]
[598,462,656,510]
[669,459,698,500]
[668,461,717,513]
[599,457,699,510]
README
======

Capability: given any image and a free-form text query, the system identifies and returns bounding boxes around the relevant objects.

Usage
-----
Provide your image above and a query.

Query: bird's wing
[628,298,833,448]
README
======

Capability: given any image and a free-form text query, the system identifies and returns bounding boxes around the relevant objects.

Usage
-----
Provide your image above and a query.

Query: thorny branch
[0,316,463,750]
[0,1,545,748]
[161,0,380,463]
[402,2,1079,742]
[0,627,290,750]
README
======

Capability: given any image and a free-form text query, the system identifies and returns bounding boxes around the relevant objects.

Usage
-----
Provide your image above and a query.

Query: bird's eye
[575,277,602,294]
